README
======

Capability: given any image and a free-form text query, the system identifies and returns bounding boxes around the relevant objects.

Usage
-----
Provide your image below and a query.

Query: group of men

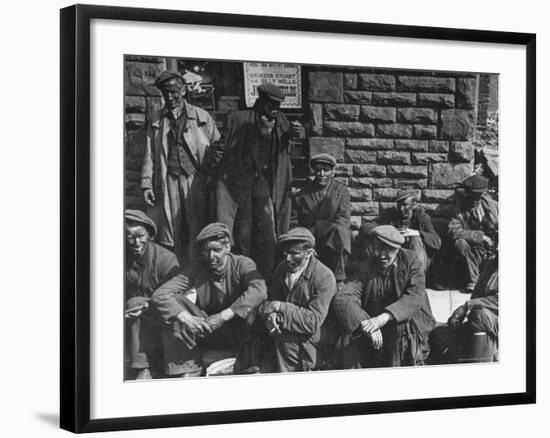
[124,71,499,379]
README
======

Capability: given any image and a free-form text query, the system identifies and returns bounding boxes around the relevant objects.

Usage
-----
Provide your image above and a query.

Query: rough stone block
[344,73,358,90]
[397,76,455,93]
[440,110,475,141]
[308,72,343,103]
[418,203,441,213]
[309,103,323,136]
[376,124,413,139]
[335,164,352,177]
[125,61,164,96]
[309,137,345,161]
[417,93,455,108]
[345,150,377,163]
[126,131,147,157]
[360,106,396,123]
[422,189,456,203]
[413,125,438,139]
[346,138,394,150]
[456,77,476,109]
[379,202,397,212]
[377,151,411,165]
[352,202,379,216]
[344,91,372,104]
[394,140,428,152]
[348,188,373,202]
[412,153,448,164]
[397,108,438,124]
[480,148,499,178]
[350,177,393,188]
[325,122,375,137]
[387,165,428,178]
[373,188,399,201]
[393,178,428,189]
[126,113,145,129]
[353,164,387,177]
[324,104,360,121]
[126,96,146,113]
[429,140,450,153]
[359,74,396,91]
[429,163,473,187]
[449,141,474,163]
[372,92,416,106]
[334,177,349,186]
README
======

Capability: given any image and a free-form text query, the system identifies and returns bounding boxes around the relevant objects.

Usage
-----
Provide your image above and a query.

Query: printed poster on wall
[243,62,302,108]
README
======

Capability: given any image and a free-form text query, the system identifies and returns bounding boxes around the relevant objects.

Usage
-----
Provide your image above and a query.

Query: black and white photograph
[123,56,500,380]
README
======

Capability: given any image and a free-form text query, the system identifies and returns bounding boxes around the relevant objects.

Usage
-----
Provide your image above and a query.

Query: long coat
[291,178,352,254]
[332,248,436,365]
[210,102,293,237]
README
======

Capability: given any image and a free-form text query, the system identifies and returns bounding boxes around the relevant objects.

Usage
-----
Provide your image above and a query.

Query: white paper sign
[244,62,302,108]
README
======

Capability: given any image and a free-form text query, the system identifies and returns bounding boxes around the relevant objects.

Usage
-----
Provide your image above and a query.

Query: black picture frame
[60,4,536,433]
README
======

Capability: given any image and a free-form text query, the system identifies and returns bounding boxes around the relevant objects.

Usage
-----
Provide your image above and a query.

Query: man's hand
[482,234,493,247]
[177,311,212,337]
[205,308,235,332]
[401,228,420,238]
[125,301,149,319]
[290,121,305,140]
[361,313,392,335]
[261,301,282,316]
[369,330,383,350]
[143,188,156,207]
[264,312,281,335]
[448,305,467,330]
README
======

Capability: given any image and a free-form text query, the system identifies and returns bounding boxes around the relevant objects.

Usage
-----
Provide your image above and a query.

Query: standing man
[374,188,441,271]
[209,83,303,280]
[448,175,498,292]
[150,223,267,375]
[124,209,180,379]
[332,225,436,368]
[291,153,352,281]
[259,228,337,372]
[141,70,220,265]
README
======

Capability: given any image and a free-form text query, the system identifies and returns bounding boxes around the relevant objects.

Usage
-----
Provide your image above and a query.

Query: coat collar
[151,100,207,128]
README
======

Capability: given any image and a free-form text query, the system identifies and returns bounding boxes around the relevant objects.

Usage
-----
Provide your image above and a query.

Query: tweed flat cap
[358,222,379,238]
[462,175,488,193]
[310,153,337,168]
[125,209,157,237]
[278,227,315,247]
[154,70,185,88]
[371,225,405,248]
[395,188,418,203]
[257,83,285,102]
[195,222,231,243]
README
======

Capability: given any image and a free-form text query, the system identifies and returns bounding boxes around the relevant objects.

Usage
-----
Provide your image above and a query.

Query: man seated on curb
[447,253,498,362]
[290,153,352,281]
[258,227,337,372]
[332,225,436,368]
[374,188,441,272]
[150,222,267,376]
[124,209,180,380]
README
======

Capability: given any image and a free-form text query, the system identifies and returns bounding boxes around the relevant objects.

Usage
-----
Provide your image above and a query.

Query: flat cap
[371,225,405,248]
[125,209,157,237]
[257,83,285,102]
[358,221,378,238]
[395,188,418,203]
[154,70,185,89]
[462,175,488,193]
[195,222,231,243]
[310,153,337,168]
[278,227,315,247]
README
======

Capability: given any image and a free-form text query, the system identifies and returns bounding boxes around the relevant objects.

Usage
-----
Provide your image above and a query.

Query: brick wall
[306,68,479,230]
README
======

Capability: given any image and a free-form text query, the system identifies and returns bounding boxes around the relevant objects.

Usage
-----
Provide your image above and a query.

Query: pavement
[426,289,471,323]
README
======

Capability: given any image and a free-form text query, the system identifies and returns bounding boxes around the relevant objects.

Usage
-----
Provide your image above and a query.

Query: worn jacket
[465,255,498,313]
[332,248,436,340]
[376,207,441,253]
[291,179,352,253]
[265,256,337,344]
[150,253,267,322]
[448,193,499,244]
[210,102,293,236]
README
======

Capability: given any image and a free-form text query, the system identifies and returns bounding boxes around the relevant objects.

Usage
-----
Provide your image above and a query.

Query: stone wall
[306,68,479,229]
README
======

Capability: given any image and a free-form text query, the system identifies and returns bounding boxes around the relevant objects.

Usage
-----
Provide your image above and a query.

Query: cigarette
[269,327,277,333]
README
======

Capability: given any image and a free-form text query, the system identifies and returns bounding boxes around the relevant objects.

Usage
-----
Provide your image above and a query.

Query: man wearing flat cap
[258,227,338,372]
[373,188,441,272]
[124,209,180,379]
[290,153,352,281]
[448,175,498,292]
[149,222,267,375]
[333,225,436,368]
[208,82,304,280]
[141,70,220,265]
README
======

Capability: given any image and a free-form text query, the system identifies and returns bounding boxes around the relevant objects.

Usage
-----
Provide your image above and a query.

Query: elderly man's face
[160,78,186,109]
[201,239,231,271]
[312,163,335,187]
[258,94,281,120]
[283,242,313,273]
[397,196,416,221]
[372,238,399,270]
[466,190,483,209]
[126,224,150,257]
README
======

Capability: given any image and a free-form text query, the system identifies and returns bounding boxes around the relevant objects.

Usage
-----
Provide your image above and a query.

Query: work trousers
[453,239,486,290]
